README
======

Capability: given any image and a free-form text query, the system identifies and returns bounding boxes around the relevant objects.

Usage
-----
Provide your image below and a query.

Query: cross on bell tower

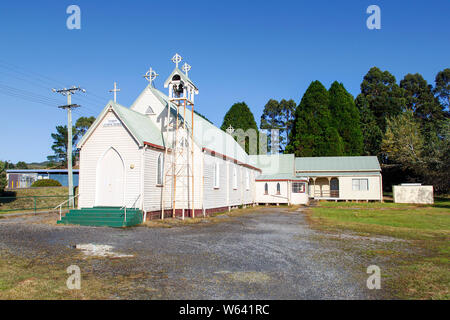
[172,53,182,69]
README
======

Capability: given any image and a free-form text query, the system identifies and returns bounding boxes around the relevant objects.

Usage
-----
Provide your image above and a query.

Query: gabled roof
[163,67,198,92]
[295,156,381,172]
[248,154,295,176]
[151,88,250,164]
[77,100,165,149]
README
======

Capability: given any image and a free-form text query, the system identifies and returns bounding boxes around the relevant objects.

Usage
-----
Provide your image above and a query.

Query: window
[157,154,163,185]
[352,179,368,191]
[214,163,220,188]
[145,106,155,115]
[245,171,250,190]
[276,182,281,195]
[233,167,237,189]
[264,183,268,195]
[292,182,305,193]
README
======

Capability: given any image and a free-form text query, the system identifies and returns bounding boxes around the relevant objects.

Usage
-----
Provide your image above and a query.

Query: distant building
[6,169,79,188]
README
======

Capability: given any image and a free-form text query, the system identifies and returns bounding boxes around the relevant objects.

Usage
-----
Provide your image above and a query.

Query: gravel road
[0,207,398,299]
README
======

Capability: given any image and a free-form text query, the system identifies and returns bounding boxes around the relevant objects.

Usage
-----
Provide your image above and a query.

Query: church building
[59,54,382,227]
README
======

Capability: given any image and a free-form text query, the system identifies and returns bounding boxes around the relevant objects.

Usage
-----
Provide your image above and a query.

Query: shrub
[31,179,62,187]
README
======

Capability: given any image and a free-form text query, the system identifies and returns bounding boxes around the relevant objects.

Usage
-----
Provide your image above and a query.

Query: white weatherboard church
[75,54,382,222]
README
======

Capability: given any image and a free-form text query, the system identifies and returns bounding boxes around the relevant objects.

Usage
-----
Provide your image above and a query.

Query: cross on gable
[143,67,158,86]
[226,125,235,135]
[109,82,120,102]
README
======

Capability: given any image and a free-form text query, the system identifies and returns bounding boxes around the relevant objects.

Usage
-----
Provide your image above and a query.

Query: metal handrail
[54,194,80,221]
[120,194,141,225]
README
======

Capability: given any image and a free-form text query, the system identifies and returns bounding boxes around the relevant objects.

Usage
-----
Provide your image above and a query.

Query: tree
[381,111,424,172]
[356,67,405,133]
[356,95,383,156]
[75,116,96,137]
[285,81,344,157]
[15,161,28,169]
[0,161,7,193]
[279,99,296,149]
[221,102,260,154]
[328,82,363,155]
[400,73,444,126]
[49,125,78,166]
[260,99,296,153]
[434,68,450,111]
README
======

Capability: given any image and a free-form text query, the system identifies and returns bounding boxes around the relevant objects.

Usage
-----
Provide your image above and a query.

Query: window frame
[213,162,220,189]
[352,178,369,191]
[264,182,268,195]
[232,166,238,190]
[156,153,164,186]
[276,182,281,195]
[292,182,305,193]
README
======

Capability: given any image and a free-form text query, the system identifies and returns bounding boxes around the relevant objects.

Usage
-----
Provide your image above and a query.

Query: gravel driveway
[0,207,398,299]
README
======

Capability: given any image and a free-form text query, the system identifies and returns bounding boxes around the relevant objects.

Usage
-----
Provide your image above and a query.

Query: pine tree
[221,102,260,154]
[328,81,363,155]
[285,81,344,157]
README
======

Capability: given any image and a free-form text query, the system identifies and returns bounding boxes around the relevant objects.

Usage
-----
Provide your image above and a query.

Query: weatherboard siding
[78,111,142,209]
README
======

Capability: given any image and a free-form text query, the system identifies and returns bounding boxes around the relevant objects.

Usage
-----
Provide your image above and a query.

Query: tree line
[220,67,449,193]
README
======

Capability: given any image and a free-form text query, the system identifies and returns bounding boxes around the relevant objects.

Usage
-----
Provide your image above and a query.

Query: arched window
[157,154,163,185]
[214,163,220,188]
[264,183,268,195]
[245,171,250,190]
[276,182,281,194]
[233,167,237,189]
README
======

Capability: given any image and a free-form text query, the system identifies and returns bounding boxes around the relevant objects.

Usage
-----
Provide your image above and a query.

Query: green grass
[307,197,450,299]
[0,187,74,214]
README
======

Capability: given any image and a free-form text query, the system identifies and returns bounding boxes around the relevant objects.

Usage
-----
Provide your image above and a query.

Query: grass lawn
[307,197,450,299]
[0,187,74,214]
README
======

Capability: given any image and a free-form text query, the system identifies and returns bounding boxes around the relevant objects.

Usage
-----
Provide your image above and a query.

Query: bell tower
[161,53,200,220]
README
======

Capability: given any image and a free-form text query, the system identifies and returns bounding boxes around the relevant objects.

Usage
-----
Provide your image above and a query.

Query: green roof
[77,100,164,148]
[256,173,307,181]
[295,156,380,172]
[151,88,249,164]
[248,154,295,175]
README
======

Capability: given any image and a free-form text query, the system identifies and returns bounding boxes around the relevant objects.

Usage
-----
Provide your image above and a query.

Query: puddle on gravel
[75,244,134,258]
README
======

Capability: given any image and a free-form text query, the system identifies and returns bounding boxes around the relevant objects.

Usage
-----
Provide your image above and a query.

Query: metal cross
[171,53,182,68]
[143,67,158,86]
[226,125,235,135]
[182,63,191,77]
[109,81,120,102]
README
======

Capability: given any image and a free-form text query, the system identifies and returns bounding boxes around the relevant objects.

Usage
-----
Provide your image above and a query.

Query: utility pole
[52,86,85,207]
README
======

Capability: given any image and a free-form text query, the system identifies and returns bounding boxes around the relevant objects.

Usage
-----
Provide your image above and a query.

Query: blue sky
[1,0,449,162]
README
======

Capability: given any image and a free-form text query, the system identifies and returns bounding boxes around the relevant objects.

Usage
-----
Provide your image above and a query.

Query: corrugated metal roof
[77,100,164,148]
[295,156,380,172]
[297,171,381,177]
[255,173,307,181]
[248,154,295,175]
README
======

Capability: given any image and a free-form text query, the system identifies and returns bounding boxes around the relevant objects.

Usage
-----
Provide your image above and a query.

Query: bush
[31,179,62,187]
